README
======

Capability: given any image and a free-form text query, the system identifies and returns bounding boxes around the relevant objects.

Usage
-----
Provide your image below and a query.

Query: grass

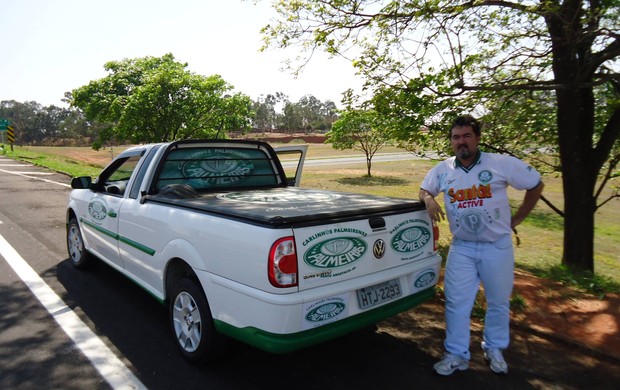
[3,142,619,293]
[1,146,107,177]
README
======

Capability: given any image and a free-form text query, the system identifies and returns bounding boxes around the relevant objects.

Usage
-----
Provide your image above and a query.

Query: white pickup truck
[66,140,441,362]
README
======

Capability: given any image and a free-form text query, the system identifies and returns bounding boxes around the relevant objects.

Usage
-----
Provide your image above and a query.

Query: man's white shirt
[421,152,541,242]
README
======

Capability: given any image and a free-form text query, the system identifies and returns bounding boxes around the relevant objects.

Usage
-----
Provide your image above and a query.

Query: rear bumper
[197,254,441,353]
[214,287,435,353]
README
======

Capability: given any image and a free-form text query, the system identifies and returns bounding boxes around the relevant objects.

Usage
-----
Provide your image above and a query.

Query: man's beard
[456,146,471,160]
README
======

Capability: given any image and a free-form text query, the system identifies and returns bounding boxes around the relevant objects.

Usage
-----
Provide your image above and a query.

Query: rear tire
[169,278,225,363]
[67,217,93,269]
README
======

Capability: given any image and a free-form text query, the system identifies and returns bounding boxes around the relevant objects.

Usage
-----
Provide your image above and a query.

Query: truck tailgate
[294,210,436,290]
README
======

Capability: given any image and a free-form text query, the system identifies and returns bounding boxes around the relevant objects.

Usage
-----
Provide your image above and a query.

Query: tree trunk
[555,78,598,272]
[555,84,597,273]
[548,2,598,273]
[560,160,596,272]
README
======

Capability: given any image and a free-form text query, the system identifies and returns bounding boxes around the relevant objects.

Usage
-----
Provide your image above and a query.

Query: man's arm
[419,188,445,222]
[511,181,544,228]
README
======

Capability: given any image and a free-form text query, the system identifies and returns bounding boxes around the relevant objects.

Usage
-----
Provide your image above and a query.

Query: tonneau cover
[146,187,424,227]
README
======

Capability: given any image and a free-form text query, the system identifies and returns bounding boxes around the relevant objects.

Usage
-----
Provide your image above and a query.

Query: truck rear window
[154,147,279,192]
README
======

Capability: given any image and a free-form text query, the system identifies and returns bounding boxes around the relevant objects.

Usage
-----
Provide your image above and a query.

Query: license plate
[356,279,402,310]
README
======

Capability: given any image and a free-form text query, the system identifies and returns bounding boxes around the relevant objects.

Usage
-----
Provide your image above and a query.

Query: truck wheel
[67,217,92,269]
[170,278,224,363]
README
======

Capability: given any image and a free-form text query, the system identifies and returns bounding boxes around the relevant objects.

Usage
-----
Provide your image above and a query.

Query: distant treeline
[0,94,338,146]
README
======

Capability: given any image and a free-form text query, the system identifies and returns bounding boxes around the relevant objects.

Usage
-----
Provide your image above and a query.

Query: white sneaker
[482,344,508,374]
[433,353,469,376]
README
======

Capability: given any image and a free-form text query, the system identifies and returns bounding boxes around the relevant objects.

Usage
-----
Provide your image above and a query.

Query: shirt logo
[448,184,492,205]
[457,209,491,234]
[478,170,492,184]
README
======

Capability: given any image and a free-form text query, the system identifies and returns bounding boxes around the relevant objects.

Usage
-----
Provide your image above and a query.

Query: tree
[299,95,340,131]
[71,53,253,149]
[261,0,620,273]
[0,99,95,146]
[252,93,280,131]
[0,100,45,144]
[274,94,339,132]
[327,109,391,176]
[280,100,305,131]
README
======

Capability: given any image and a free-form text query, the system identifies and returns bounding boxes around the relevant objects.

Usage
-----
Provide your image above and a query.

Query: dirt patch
[511,269,620,360]
[381,268,620,360]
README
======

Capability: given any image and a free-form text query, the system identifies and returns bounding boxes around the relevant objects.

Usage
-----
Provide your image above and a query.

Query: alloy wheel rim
[172,291,202,353]
[68,225,83,263]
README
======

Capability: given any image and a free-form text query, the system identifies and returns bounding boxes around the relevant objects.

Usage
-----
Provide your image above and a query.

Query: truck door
[78,152,145,269]
[274,144,308,187]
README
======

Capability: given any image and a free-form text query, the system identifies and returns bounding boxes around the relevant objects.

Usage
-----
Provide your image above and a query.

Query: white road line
[4,171,56,175]
[0,234,147,390]
[0,168,71,188]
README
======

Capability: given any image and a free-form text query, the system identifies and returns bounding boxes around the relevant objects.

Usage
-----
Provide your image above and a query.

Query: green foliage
[71,53,253,148]
[510,294,528,313]
[0,100,97,146]
[326,109,391,175]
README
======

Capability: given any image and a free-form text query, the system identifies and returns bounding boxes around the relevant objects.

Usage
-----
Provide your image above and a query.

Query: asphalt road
[1,154,618,390]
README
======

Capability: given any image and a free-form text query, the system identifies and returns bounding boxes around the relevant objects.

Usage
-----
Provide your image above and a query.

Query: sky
[0,0,363,107]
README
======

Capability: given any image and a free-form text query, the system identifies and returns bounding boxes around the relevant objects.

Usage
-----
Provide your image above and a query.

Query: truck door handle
[369,217,385,229]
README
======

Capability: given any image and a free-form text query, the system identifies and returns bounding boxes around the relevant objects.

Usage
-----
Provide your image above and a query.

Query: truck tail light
[268,237,298,288]
[432,220,440,252]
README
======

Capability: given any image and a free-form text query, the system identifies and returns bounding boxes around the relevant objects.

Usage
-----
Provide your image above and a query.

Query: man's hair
[451,115,481,136]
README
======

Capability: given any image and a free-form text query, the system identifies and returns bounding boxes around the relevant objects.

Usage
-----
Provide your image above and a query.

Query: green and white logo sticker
[304,237,367,269]
[88,199,107,221]
[391,226,431,253]
[219,191,341,203]
[182,149,254,186]
[413,269,437,289]
[305,301,346,322]
[302,295,348,329]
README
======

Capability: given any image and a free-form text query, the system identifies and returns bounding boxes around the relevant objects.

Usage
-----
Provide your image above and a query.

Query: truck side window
[99,155,142,196]
[128,145,161,199]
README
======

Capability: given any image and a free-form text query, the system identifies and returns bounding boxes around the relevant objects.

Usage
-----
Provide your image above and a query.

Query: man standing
[419,115,544,375]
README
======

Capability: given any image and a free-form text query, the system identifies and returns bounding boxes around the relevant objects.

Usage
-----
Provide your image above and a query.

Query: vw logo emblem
[373,239,386,259]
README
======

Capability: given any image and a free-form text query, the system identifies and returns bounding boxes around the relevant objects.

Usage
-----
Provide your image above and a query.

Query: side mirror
[71,176,93,190]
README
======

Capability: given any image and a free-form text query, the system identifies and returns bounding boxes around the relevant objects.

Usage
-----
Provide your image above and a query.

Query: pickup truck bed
[148,186,425,227]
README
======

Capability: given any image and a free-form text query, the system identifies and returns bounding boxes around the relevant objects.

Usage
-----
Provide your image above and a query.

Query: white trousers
[443,234,514,360]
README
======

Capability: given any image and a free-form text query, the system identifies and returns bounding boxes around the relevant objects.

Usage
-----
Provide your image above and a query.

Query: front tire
[67,217,93,269]
[170,278,224,363]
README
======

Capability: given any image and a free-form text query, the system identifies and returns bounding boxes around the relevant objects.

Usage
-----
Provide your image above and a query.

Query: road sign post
[7,125,15,150]
[0,119,15,151]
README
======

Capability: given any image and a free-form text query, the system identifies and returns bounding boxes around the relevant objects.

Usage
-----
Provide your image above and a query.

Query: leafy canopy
[71,53,252,149]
